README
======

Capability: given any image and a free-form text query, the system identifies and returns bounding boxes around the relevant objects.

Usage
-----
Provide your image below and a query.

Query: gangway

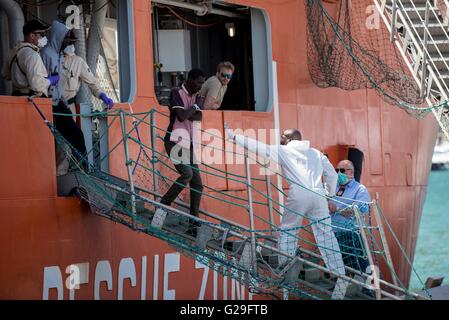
[34,97,430,300]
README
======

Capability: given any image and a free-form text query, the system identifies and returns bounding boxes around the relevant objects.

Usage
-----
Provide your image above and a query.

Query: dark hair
[187,68,205,81]
[288,129,302,141]
[23,20,50,36]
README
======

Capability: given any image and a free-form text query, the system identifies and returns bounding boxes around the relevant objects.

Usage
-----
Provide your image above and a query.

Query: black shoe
[186,226,198,238]
[223,241,234,251]
[361,288,375,298]
[190,218,201,227]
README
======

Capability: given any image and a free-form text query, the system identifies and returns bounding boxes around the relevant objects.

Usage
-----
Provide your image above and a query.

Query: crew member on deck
[61,29,114,115]
[199,61,234,110]
[2,20,59,97]
[40,21,87,172]
[53,29,114,175]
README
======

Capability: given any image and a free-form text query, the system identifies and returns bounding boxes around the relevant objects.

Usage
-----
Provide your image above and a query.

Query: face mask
[64,44,75,55]
[37,36,48,48]
[337,172,349,186]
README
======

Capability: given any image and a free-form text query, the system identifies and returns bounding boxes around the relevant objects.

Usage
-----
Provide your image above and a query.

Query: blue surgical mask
[63,44,75,55]
[337,172,349,185]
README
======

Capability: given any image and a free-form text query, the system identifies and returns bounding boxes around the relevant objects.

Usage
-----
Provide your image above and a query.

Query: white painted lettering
[153,255,159,300]
[195,260,209,300]
[43,266,63,300]
[164,253,180,300]
[118,258,137,300]
[141,256,147,300]
[94,260,113,300]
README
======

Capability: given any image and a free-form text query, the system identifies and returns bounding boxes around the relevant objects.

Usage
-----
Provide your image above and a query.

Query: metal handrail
[398,0,449,82]
[375,0,449,139]
[382,1,448,98]
[395,1,449,90]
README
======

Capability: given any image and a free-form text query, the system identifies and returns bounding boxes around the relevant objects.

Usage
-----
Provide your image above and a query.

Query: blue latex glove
[99,92,114,109]
[47,75,59,86]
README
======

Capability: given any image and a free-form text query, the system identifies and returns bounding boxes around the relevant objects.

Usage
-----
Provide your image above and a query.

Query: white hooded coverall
[233,134,348,299]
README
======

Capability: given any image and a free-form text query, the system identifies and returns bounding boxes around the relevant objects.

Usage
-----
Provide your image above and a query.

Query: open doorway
[152,1,272,112]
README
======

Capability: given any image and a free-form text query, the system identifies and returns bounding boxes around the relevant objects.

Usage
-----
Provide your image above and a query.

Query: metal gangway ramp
[41,101,430,301]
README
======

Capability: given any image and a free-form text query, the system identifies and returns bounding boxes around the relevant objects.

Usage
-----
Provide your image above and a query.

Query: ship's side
[0,0,438,299]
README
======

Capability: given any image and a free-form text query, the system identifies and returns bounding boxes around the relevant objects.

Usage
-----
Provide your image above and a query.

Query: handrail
[399,0,449,82]
[374,0,449,139]
[395,1,449,92]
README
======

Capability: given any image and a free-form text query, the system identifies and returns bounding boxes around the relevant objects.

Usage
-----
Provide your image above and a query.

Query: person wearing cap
[61,29,114,114]
[40,20,74,103]
[1,20,59,96]
[55,30,114,175]
[41,20,88,172]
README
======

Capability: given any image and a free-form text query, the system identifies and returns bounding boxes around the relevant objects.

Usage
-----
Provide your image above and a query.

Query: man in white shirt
[225,126,348,299]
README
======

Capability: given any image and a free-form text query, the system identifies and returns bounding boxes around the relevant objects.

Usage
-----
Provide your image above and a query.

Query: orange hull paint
[0,0,439,299]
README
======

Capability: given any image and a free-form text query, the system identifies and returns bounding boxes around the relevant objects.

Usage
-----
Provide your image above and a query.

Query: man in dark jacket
[152,69,205,237]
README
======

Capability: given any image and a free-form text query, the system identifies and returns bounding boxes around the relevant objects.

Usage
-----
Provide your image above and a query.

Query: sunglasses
[221,72,233,80]
[32,31,46,36]
[335,168,351,173]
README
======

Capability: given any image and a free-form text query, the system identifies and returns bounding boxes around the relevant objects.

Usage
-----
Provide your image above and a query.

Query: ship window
[88,0,136,104]
[79,1,136,104]
[151,1,273,112]
[116,0,136,103]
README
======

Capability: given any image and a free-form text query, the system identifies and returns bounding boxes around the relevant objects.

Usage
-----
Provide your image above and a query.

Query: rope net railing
[306,0,449,118]
[42,104,432,300]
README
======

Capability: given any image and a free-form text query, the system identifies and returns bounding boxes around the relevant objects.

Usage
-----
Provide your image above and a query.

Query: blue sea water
[409,170,449,291]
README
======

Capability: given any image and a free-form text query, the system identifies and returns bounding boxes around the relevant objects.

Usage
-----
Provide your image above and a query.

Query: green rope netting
[45,107,431,300]
[306,0,449,119]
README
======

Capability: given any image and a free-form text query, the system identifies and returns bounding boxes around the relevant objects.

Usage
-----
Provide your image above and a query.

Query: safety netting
[305,0,449,118]
[36,102,432,300]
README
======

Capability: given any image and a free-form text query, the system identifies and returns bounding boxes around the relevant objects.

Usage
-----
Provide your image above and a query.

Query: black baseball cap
[23,20,50,35]
[64,29,78,42]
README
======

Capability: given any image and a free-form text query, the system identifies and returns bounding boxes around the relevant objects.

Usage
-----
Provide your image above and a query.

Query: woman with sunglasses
[199,61,234,110]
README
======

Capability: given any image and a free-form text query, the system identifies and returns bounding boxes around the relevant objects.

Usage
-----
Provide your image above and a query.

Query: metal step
[426,40,449,54]
[69,168,413,300]
[402,7,441,24]
[397,0,433,8]
[413,22,448,37]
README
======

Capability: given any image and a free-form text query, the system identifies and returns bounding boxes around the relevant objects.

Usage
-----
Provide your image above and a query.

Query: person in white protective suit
[225,126,348,299]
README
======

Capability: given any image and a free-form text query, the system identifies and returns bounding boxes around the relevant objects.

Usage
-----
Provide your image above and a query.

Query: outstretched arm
[321,153,337,197]
[226,124,281,163]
